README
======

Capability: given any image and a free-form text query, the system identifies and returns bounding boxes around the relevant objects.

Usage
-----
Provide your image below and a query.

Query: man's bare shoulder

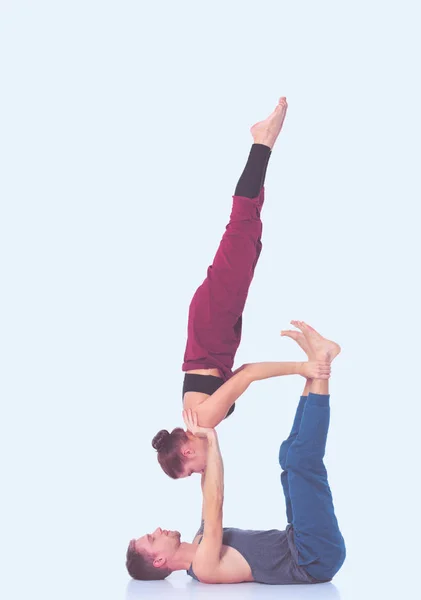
[193,542,254,584]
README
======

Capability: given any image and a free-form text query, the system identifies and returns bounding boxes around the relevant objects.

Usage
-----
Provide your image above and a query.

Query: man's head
[126,528,181,580]
[151,428,207,478]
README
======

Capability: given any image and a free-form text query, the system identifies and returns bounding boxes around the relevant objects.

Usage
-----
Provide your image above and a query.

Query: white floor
[126,574,343,600]
[123,566,411,600]
[1,549,412,600]
[119,567,405,600]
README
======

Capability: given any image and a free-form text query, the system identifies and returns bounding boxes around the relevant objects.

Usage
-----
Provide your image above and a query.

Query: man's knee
[278,439,290,469]
[321,542,346,581]
[284,444,326,476]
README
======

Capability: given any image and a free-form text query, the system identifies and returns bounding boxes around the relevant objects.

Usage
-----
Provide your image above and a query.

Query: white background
[1,2,420,599]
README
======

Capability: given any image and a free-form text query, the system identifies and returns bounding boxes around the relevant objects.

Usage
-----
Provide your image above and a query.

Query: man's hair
[151,427,189,479]
[126,541,172,581]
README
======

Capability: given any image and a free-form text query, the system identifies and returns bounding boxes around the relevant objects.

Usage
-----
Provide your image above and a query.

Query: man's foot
[280,330,312,358]
[290,321,341,362]
[250,97,288,149]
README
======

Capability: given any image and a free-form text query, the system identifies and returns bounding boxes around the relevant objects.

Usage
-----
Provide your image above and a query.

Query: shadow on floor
[126,573,342,599]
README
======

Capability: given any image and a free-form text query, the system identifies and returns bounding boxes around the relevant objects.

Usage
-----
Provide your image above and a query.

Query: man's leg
[285,378,345,581]
[281,322,345,581]
[278,329,316,522]
[278,379,312,524]
[285,389,346,581]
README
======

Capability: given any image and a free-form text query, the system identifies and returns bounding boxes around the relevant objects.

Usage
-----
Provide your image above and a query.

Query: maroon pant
[182,187,265,382]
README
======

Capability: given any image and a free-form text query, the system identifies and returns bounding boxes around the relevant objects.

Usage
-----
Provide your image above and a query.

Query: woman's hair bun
[152,429,170,451]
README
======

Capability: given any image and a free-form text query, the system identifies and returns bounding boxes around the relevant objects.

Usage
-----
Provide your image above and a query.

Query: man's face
[132,528,181,567]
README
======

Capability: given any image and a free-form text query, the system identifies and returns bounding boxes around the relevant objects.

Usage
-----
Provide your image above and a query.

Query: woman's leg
[182,179,265,381]
[281,323,345,582]
[182,98,288,381]
[234,143,271,199]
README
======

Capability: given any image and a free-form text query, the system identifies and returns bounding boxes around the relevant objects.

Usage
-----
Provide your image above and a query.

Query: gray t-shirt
[186,522,321,585]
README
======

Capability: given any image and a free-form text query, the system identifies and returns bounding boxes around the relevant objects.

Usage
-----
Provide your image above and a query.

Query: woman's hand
[300,360,331,379]
[183,408,216,438]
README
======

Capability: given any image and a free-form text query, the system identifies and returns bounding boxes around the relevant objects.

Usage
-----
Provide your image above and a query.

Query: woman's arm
[184,368,253,429]
[244,360,331,381]
[185,360,329,429]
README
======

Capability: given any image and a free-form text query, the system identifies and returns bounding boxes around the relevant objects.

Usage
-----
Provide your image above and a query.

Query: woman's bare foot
[250,97,288,149]
[280,330,312,358]
[290,321,341,363]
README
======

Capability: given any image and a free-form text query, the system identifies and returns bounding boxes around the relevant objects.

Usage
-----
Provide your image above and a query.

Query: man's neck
[168,542,197,571]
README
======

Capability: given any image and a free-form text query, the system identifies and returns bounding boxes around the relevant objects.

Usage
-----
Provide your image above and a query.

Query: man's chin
[170,530,181,538]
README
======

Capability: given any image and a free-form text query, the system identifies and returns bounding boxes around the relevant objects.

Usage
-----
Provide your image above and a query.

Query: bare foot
[290,321,341,362]
[250,97,288,149]
[280,330,312,358]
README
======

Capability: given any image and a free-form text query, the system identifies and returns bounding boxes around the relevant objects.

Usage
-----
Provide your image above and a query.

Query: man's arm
[200,472,205,522]
[192,430,224,582]
[182,410,254,584]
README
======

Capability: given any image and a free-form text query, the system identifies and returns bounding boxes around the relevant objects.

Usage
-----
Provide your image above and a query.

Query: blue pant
[279,393,346,582]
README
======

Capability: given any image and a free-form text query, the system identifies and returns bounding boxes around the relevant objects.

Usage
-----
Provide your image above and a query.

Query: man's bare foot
[290,321,341,363]
[250,97,288,150]
[280,330,312,358]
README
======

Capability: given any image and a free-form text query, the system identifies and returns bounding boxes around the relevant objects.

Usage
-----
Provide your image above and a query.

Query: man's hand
[299,360,331,380]
[183,408,216,438]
